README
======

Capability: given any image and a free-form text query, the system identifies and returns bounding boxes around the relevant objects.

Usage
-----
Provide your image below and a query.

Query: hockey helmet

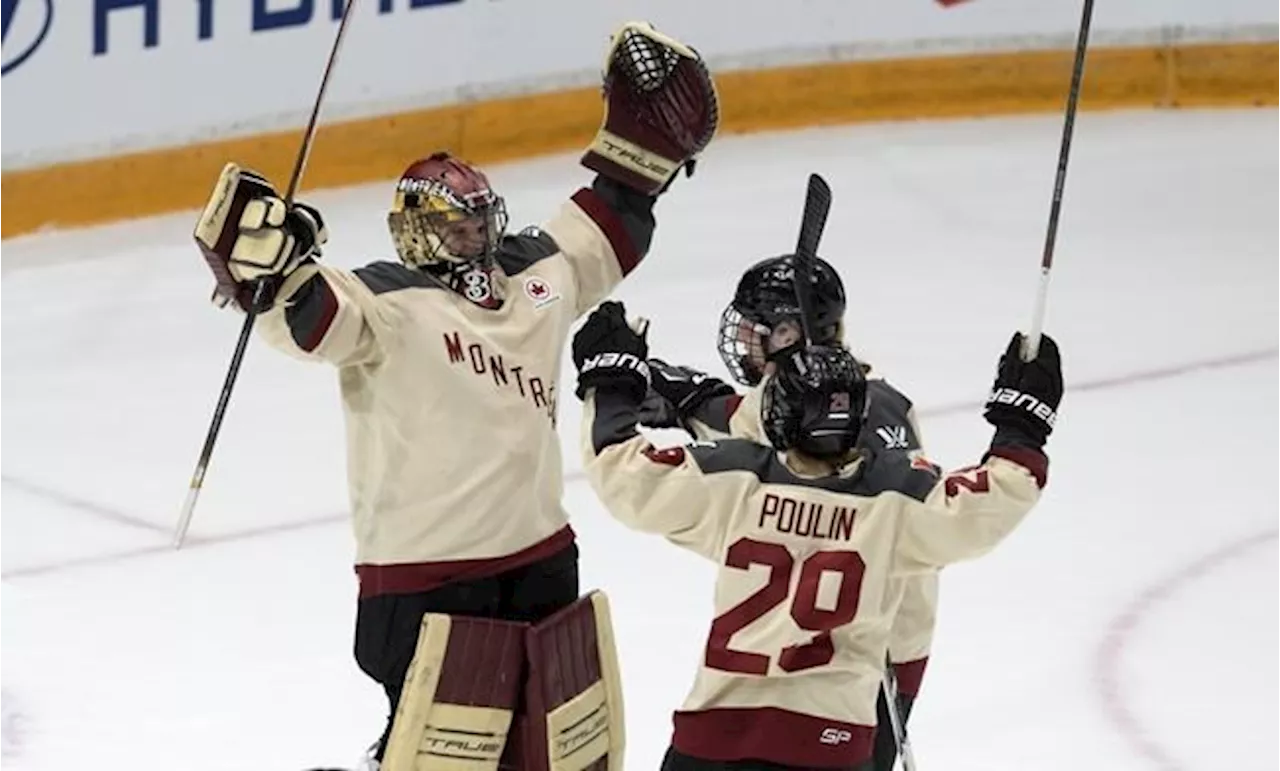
[717,254,846,385]
[762,345,867,460]
[387,152,509,268]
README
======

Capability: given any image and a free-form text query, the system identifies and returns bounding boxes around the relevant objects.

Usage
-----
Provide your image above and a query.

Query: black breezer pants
[661,747,874,771]
[872,690,915,771]
[353,543,580,759]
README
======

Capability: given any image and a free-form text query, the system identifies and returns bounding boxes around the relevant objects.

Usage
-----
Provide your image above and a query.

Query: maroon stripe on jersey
[673,706,874,768]
[571,188,641,276]
[723,394,744,422]
[892,657,929,697]
[285,272,340,353]
[988,445,1049,488]
[355,526,575,598]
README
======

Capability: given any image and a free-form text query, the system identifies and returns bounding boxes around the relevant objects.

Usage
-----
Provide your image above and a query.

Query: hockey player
[573,300,1061,770]
[641,254,934,769]
[192,22,719,770]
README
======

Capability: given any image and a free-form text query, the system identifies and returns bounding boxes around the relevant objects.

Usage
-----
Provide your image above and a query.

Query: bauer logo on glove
[987,386,1057,428]
[581,351,651,381]
[983,332,1063,447]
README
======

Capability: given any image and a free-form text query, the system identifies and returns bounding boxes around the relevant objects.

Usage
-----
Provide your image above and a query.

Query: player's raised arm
[897,332,1063,569]
[539,22,719,314]
[195,165,392,368]
[574,302,725,558]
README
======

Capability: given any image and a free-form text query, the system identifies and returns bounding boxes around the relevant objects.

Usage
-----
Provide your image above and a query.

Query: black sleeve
[590,175,657,263]
[684,393,744,434]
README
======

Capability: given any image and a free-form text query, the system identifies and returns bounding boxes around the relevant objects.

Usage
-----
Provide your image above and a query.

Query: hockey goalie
[191,21,719,771]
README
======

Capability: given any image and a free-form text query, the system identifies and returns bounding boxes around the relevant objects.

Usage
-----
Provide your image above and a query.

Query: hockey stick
[173,0,358,549]
[792,173,833,344]
[1023,0,1095,363]
[881,663,918,771]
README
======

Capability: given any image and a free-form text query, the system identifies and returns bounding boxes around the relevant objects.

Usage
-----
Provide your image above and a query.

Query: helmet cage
[717,254,847,386]
[388,165,509,268]
[716,304,773,386]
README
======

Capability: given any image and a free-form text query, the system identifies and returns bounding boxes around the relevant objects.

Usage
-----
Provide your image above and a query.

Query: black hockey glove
[573,301,650,400]
[984,332,1063,449]
[648,358,736,418]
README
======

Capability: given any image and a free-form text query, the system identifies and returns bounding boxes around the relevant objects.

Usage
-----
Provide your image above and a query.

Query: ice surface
[2,109,1276,770]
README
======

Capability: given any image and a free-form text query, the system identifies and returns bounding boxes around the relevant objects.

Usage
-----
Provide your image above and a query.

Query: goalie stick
[791,173,832,345]
[173,0,358,549]
[1024,0,1095,362]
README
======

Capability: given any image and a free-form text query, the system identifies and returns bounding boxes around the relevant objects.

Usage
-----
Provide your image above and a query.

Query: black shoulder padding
[352,261,440,295]
[867,379,914,420]
[858,379,922,452]
[495,227,561,277]
[858,451,937,503]
[689,440,937,501]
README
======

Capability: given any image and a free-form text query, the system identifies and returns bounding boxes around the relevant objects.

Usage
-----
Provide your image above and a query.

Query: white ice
[2,109,1277,771]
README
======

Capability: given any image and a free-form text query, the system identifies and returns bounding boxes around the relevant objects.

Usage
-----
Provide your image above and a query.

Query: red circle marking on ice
[1093,529,1277,771]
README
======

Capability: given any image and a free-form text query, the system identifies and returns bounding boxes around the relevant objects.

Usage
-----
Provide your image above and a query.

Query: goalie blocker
[381,591,626,771]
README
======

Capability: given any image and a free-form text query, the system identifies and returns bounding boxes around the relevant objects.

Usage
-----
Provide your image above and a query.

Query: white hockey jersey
[583,385,1047,767]
[681,373,939,696]
[256,179,655,597]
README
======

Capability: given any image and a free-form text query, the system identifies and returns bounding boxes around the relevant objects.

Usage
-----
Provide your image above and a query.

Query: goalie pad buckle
[583,22,719,195]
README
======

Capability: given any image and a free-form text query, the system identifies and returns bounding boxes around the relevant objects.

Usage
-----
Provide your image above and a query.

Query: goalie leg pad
[381,613,529,771]
[522,591,626,771]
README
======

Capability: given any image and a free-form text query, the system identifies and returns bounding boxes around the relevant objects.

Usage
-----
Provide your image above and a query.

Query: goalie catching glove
[194,163,328,311]
[582,21,720,195]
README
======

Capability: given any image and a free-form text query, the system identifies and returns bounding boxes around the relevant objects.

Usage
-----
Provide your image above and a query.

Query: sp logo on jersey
[523,276,560,309]
[819,727,852,745]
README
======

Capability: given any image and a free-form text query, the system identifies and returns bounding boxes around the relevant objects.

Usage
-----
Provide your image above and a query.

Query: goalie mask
[387,152,510,269]
[762,345,867,461]
[717,254,846,386]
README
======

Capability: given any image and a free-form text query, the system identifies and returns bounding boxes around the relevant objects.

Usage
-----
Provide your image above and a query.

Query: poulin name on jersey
[444,332,558,423]
[759,493,857,542]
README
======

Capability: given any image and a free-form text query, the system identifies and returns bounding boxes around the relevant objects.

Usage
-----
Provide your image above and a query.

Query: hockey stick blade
[793,173,832,344]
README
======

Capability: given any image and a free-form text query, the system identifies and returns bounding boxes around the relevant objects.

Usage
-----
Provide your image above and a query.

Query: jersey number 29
[706,537,865,675]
